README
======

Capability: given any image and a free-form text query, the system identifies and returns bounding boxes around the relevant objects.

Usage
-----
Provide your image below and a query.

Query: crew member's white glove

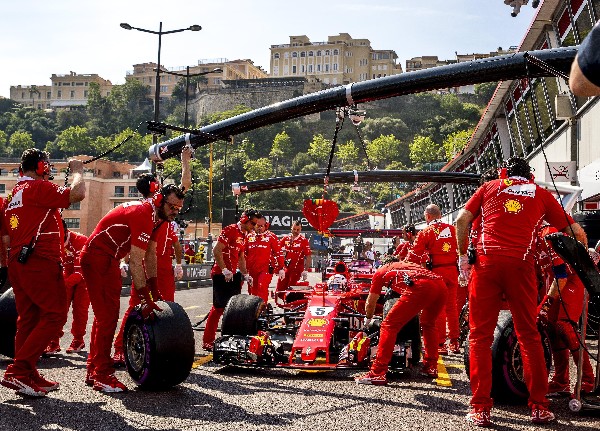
[362,317,372,329]
[244,273,253,286]
[222,268,234,281]
[278,269,286,281]
[119,262,129,278]
[459,255,471,281]
[301,270,308,281]
[174,264,184,280]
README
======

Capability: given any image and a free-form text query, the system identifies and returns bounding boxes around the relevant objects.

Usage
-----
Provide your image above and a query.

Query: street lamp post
[120,22,201,142]
[158,67,222,127]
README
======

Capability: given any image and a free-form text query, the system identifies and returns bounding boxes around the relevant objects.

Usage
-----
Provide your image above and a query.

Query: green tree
[244,158,274,181]
[361,117,411,142]
[0,130,7,157]
[270,131,293,175]
[56,126,94,156]
[442,129,473,160]
[336,140,359,169]
[366,134,408,168]
[475,82,498,103]
[409,135,444,167]
[307,134,330,163]
[9,131,35,157]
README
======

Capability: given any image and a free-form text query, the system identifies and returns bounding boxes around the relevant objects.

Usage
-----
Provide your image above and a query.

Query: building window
[57,90,62,99]
[70,90,75,98]
[284,52,289,59]
[114,186,125,197]
[300,51,306,57]
[292,65,297,74]
[0,184,5,194]
[333,49,339,55]
[46,91,51,98]
[274,53,280,59]
[308,51,314,57]
[68,201,81,210]
[128,186,139,197]
[64,218,80,229]
[325,64,329,72]
[325,50,330,56]
[292,51,298,57]
[160,85,168,93]
[84,90,88,97]
[317,64,321,72]
[333,63,338,71]
[308,64,313,73]
[316,50,322,56]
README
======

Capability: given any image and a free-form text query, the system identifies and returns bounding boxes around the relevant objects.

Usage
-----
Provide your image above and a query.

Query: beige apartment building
[270,33,402,86]
[126,59,268,104]
[0,157,220,241]
[10,72,112,110]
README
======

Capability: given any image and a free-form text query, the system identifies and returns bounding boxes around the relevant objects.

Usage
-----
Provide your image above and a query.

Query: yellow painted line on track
[184,305,200,311]
[445,363,465,369]
[436,357,452,387]
[193,354,213,368]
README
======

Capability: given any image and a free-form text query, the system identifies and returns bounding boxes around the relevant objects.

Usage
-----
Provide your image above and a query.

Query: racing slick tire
[458,301,469,347]
[0,288,16,358]
[463,310,552,403]
[221,294,265,336]
[124,300,195,390]
[383,298,422,366]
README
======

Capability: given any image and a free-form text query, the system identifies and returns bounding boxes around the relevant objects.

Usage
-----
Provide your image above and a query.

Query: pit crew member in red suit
[0,149,85,398]
[456,156,587,426]
[81,184,184,393]
[393,224,416,260]
[45,224,89,354]
[202,209,260,351]
[355,257,446,385]
[535,225,596,396]
[276,221,311,296]
[112,148,191,365]
[244,216,285,303]
[406,204,460,355]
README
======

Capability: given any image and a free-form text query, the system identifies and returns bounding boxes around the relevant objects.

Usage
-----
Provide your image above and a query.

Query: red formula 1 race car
[212,260,421,372]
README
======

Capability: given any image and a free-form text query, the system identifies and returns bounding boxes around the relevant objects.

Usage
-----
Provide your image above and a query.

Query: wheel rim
[510,343,524,382]
[126,324,146,373]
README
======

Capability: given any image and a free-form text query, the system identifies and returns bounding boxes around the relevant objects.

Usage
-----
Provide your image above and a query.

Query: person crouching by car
[355,256,446,386]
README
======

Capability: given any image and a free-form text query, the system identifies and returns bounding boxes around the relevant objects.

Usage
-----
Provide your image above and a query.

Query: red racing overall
[3,178,71,379]
[203,223,247,347]
[81,201,154,380]
[113,219,176,356]
[465,177,572,410]
[536,227,595,393]
[50,230,89,347]
[245,230,283,302]
[276,233,310,293]
[406,219,459,347]
[369,261,446,375]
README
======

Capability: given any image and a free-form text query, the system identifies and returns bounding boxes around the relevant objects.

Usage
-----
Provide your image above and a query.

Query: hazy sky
[0,0,538,98]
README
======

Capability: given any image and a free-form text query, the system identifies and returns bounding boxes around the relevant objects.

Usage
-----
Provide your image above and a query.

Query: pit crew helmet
[327,274,347,292]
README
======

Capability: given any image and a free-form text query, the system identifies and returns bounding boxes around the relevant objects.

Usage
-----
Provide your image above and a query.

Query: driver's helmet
[327,274,347,292]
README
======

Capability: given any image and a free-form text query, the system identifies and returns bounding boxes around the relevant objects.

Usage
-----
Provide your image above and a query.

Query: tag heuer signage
[222,209,353,235]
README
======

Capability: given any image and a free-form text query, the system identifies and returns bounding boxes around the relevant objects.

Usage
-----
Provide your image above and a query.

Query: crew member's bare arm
[364,293,380,319]
[173,240,183,265]
[569,55,600,97]
[68,159,86,203]
[144,240,158,279]
[238,253,248,275]
[213,241,226,271]
[561,222,588,248]
[180,146,193,192]
[455,209,475,255]
[130,245,148,290]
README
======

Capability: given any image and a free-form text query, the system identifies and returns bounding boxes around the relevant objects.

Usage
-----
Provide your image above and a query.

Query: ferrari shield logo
[9,215,18,229]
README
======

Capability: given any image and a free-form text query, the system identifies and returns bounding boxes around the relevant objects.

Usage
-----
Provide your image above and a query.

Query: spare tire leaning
[0,288,17,358]
[124,300,195,390]
[221,294,265,336]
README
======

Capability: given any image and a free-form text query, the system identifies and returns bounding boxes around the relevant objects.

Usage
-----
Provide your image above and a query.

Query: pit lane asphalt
[1,273,598,431]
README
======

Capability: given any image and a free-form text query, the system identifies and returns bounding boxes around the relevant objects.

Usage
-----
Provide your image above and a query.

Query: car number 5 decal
[309,306,334,316]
